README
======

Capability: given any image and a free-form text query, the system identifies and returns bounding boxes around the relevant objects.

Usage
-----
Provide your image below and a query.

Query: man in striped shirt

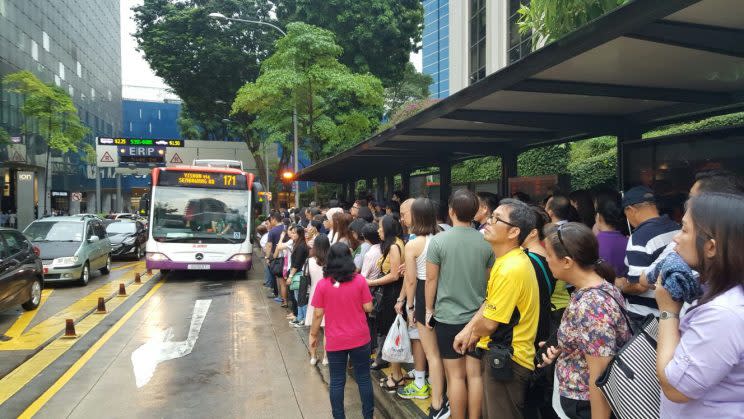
[615,186,680,320]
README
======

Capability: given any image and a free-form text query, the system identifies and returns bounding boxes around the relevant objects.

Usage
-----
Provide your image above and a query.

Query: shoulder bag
[594,289,660,419]
[298,260,311,306]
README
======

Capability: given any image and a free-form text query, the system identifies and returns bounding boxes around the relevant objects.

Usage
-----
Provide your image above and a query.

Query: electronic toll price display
[157,170,248,190]
[97,137,184,147]
[118,146,166,165]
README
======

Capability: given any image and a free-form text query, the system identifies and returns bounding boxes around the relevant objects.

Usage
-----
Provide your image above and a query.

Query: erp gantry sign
[96,137,185,167]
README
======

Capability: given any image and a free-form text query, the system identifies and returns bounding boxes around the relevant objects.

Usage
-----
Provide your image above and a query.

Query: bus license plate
[187,264,210,270]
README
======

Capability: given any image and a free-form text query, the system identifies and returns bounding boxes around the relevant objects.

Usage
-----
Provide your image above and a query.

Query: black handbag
[270,257,284,277]
[594,290,660,419]
[298,260,311,306]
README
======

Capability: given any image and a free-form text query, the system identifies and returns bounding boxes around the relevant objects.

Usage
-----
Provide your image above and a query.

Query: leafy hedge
[518,144,570,176]
[644,112,744,138]
[452,156,502,183]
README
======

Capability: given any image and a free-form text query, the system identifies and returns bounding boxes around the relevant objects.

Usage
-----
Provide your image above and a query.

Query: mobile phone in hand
[535,334,558,366]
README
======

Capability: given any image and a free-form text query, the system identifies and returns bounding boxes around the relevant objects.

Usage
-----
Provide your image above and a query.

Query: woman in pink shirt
[310,242,374,419]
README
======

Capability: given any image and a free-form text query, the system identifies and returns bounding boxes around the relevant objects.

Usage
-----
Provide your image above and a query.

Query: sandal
[380,375,405,393]
[370,360,389,370]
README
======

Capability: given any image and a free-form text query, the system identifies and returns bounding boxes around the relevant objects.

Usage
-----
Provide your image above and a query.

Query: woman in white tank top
[397,198,446,411]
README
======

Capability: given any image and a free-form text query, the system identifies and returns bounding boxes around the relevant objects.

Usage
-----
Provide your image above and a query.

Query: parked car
[106,220,147,260]
[0,228,44,311]
[23,216,111,285]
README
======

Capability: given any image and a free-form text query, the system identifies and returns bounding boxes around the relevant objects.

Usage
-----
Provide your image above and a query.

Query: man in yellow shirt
[453,198,540,419]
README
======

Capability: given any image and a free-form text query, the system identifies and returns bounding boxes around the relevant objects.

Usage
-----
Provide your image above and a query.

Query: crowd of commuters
[256,169,744,419]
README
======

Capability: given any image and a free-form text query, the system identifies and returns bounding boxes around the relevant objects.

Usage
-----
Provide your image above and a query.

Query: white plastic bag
[381,314,413,363]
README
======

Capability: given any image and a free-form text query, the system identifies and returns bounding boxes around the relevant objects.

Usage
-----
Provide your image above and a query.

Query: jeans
[327,342,374,419]
[293,290,307,321]
[263,265,274,288]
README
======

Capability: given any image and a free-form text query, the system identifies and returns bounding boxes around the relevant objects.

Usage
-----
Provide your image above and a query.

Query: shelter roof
[299,0,744,182]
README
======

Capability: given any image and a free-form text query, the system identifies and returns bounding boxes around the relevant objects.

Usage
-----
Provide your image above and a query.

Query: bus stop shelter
[297,0,744,206]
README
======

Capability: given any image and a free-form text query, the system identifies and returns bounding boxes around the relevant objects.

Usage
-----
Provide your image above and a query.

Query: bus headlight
[228,254,251,263]
[146,252,170,261]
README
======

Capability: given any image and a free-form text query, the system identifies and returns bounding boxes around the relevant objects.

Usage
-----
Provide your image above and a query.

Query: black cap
[622,186,655,208]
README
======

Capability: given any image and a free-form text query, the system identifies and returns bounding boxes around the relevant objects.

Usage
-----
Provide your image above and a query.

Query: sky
[120,0,423,100]
[120,0,176,101]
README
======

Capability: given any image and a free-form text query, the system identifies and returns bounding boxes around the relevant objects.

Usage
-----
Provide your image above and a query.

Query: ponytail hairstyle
[545,222,616,283]
[323,242,357,284]
[595,197,629,235]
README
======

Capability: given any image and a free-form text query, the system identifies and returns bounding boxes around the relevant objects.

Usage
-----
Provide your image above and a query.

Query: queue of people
[255,170,744,419]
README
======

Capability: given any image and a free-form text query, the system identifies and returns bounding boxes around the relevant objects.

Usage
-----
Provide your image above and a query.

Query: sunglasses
[556,223,574,259]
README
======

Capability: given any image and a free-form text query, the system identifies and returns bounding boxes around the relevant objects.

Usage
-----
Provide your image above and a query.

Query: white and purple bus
[145,165,255,273]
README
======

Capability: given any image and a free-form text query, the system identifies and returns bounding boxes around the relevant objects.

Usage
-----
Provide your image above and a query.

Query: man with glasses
[453,199,539,419]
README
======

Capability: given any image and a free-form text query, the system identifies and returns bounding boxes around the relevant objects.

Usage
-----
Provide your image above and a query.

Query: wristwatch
[660,311,679,320]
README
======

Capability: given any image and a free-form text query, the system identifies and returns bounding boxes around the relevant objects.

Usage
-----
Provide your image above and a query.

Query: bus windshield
[151,186,250,243]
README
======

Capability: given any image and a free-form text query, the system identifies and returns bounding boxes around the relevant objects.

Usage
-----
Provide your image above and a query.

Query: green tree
[384,62,433,115]
[133,0,276,187]
[232,22,384,166]
[276,0,423,86]
[3,71,89,214]
[0,127,10,145]
[518,0,629,45]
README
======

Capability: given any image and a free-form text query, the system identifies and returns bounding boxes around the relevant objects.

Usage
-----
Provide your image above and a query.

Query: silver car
[23,216,111,285]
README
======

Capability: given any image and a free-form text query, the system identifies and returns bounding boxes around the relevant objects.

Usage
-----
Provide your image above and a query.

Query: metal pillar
[386,176,395,199]
[364,178,372,198]
[375,176,385,202]
[292,108,299,208]
[401,171,410,199]
[439,160,452,211]
[95,166,101,214]
[500,147,518,198]
[115,172,123,213]
[617,127,641,191]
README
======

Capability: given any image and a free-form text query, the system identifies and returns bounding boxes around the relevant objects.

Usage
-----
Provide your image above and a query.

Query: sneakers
[322,357,328,366]
[273,297,283,303]
[428,401,451,419]
[397,381,431,400]
[310,357,318,365]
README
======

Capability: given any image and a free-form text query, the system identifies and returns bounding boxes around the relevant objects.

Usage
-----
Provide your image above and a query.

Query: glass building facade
[0,0,121,222]
[422,0,449,98]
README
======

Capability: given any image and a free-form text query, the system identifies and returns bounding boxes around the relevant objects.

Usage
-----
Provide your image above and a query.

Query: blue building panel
[421,0,450,99]
[122,100,182,139]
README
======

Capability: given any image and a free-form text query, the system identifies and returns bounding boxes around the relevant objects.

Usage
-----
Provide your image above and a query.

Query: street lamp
[209,12,300,209]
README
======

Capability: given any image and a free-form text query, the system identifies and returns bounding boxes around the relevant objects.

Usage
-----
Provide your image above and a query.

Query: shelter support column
[500,147,517,198]
[401,171,410,199]
[340,183,348,203]
[439,160,452,212]
[364,178,372,197]
[375,176,385,202]
[386,176,395,200]
[617,128,641,191]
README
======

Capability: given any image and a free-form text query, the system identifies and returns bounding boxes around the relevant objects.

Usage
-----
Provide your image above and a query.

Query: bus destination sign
[157,171,248,190]
[97,137,184,147]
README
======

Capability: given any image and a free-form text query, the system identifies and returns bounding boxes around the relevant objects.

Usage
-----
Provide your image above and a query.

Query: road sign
[71,192,82,201]
[169,152,183,164]
[118,146,166,165]
[100,151,115,163]
[97,137,184,147]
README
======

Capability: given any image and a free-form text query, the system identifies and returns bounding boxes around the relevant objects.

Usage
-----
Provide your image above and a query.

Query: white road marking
[131,299,212,388]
